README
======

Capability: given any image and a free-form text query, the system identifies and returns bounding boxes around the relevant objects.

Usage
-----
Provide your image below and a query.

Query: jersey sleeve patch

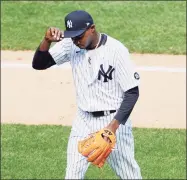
[134,72,140,80]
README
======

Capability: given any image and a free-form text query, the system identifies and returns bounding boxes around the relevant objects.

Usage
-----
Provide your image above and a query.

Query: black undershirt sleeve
[32,47,56,70]
[114,86,139,125]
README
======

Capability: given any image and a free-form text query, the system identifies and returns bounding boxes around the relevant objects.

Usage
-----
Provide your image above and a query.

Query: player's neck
[86,32,101,50]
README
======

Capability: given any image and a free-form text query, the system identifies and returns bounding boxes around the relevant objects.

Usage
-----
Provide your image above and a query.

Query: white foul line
[1,63,186,73]
[137,66,186,73]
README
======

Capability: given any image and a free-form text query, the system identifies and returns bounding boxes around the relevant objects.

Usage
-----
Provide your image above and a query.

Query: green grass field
[1,1,186,54]
[1,124,186,179]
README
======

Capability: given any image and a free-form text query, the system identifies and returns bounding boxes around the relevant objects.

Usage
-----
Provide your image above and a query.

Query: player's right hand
[44,27,64,43]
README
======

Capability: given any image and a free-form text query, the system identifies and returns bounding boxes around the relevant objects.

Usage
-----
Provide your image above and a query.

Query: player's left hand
[78,128,116,168]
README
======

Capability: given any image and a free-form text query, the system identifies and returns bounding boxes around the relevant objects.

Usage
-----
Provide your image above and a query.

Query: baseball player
[32,10,142,179]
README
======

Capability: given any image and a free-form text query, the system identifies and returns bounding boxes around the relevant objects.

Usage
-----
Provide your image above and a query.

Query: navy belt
[91,110,116,117]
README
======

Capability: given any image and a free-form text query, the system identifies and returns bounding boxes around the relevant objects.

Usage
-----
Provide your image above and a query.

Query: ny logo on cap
[67,20,73,28]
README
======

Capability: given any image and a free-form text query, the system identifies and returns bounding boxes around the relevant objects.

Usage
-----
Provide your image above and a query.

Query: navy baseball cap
[64,10,94,38]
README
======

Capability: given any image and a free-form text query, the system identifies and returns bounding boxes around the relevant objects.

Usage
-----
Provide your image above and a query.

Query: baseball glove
[78,128,116,168]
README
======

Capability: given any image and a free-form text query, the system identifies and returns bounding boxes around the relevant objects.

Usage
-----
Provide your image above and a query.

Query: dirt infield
[1,50,186,129]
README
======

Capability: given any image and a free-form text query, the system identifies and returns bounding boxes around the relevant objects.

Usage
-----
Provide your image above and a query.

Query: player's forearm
[39,38,52,51]
[106,87,139,133]
[106,86,139,133]
[114,86,139,125]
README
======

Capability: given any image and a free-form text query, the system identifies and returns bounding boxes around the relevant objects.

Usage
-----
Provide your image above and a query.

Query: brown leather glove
[78,128,116,168]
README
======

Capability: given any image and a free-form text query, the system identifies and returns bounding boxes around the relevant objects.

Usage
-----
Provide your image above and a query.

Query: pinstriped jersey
[49,34,140,112]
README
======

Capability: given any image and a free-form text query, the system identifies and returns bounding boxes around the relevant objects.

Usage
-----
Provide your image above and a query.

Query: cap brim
[64,29,86,38]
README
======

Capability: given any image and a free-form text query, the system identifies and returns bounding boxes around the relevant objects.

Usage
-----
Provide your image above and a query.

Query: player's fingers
[97,148,112,168]
[49,27,55,36]
[81,143,98,156]
[87,147,103,162]
[56,30,61,41]
[98,159,105,168]
[103,136,111,143]
[103,148,112,159]
[60,31,64,40]
[92,144,110,165]
[53,28,58,39]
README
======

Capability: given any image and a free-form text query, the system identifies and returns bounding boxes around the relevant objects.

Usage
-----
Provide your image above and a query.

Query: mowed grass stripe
[1,124,186,179]
[1,1,186,54]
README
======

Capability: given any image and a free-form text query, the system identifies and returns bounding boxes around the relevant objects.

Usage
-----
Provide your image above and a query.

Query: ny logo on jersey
[67,20,73,28]
[98,64,115,82]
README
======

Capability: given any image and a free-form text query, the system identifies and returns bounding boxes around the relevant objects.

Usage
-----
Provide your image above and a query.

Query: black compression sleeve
[32,48,56,70]
[114,86,139,125]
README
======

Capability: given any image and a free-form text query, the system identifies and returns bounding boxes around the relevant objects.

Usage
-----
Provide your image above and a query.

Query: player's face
[71,25,95,49]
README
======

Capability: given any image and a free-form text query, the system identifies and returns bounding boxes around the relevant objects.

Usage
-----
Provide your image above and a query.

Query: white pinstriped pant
[65,109,142,179]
